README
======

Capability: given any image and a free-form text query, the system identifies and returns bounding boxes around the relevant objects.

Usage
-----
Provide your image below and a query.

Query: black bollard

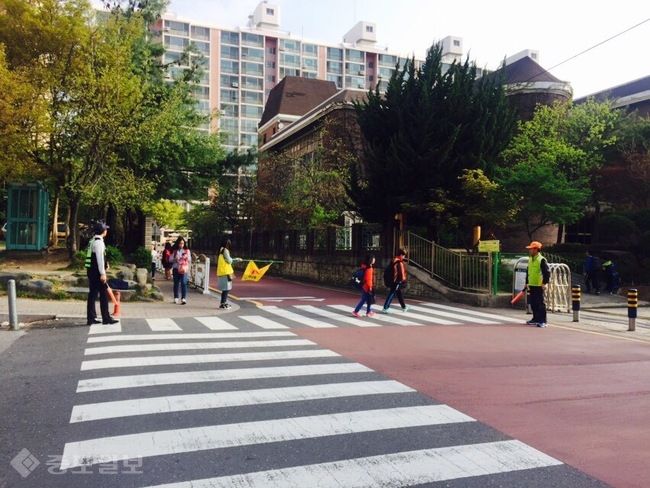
[572,285,581,322]
[628,289,638,331]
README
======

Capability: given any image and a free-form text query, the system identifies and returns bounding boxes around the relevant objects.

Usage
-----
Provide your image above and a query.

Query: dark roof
[299,88,367,121]
[483,56,563,85]
[259,76,338,127]
[574,74,650,104]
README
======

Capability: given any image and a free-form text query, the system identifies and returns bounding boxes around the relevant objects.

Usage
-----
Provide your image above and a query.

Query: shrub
[71,251,86,269]
[130,246,151,269]
[105,245,124,267]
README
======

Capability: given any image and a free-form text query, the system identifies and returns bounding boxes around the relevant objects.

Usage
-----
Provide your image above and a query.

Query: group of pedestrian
[584,249,621,295]
[351,248,410,318]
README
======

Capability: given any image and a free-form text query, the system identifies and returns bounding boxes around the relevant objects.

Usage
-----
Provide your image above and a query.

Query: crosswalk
[53,319,600,487]
[88,302,525,334]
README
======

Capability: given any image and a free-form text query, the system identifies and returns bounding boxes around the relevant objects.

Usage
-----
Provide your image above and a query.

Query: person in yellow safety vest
[525,241,550,328]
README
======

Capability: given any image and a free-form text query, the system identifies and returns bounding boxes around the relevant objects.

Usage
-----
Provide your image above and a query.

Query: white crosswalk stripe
[76,363,374,392]
[89,322,122,334]
[146,318,182,331]
[84,338,316,356]
[141,441,561,488]
[70,380,414,422]
[264,305,337,328]
[240,315,290,329]
[60,325,574,486]
[327,304,423,325]
[194,316,238,330]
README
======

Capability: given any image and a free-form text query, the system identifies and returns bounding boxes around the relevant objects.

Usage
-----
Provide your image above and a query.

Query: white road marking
[60,405,473,469]
[88,322,122,334]
[84,339,315,356]
[194,316,238,330]
[146,318,182,331]
[296,305,382,327]
[264,306,336,328]
[80,349,339,371]
[140,441,562,488]
[421,303,525,323]
[327,305,423,326]
[76,363,373,392]
[70,380,414,422]
[410,305,500,324]
[87,332,294,343]
[239,296,320,300]
[240,315,290,329]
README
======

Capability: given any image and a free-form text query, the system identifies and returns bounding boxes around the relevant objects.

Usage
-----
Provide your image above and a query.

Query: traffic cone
[112,291,121,317]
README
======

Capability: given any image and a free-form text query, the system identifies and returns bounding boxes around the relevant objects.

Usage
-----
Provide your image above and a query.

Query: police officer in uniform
[86,222,119,325]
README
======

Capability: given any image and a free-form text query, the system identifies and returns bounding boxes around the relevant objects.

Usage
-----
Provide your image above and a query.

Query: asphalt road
[1,278,646,487]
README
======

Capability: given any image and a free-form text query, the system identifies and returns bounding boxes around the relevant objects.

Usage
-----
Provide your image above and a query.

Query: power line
[524,17,650,84]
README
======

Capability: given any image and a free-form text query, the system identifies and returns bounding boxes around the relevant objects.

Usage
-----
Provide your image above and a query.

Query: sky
[101,0,650,99]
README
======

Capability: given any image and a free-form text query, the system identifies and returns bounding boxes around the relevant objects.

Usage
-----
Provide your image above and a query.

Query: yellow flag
[241,261,271,282]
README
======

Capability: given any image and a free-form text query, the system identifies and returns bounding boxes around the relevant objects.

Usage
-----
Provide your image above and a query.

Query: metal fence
[399,231,492,293]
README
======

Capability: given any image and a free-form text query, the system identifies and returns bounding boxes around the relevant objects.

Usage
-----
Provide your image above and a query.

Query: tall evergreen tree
[350,41,516,240]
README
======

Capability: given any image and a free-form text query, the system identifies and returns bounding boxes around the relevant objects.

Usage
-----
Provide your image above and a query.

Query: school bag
[383,261,396,288]
[350,267,365,290]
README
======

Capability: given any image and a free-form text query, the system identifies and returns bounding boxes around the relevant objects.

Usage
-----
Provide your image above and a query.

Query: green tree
[255,114,357,230]
[498,100,620,240]
[0,0,224,255]
[350,41,516,239]
[142,199,186,229]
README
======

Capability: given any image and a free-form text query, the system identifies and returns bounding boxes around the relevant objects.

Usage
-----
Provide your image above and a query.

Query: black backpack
[350,267,365,290]
[383,262,396,288]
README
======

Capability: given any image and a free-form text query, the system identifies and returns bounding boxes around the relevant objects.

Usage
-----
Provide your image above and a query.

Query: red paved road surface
[294,324,650,488]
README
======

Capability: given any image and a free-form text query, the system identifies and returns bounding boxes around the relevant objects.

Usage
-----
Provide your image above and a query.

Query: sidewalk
[0,274,232,326]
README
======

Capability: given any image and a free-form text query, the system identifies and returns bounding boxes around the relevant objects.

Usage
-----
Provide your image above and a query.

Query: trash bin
[513,257,529,310]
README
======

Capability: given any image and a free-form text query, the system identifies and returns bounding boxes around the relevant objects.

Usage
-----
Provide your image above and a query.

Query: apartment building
[154,1,463,153]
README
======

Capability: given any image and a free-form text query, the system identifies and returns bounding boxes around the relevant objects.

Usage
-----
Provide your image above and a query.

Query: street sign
[478,240,500,253]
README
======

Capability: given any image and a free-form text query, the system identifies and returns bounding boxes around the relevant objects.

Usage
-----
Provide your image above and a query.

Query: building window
[164,20,189,36]
[280,39,300,54]
[266,61,276,68]
[220,60,239,74]
[302,43,318,56]
[192,40,210,55]
[327,61,342,74]
[220,45,239,60]
[220,103,239,117]
[266,8,274,15]
[164,35,189,50]
[453,39,460,47]
[327,47,343,61]
[242,76,264,90]
[345,49,364,62]
[268,47,276,54]
[191,26,210,40]
[241,61,264,76]
[280,53,300,67]
[266,74,276,82]
[302,57,317,71]
[366,25,374,33]
[240,118,258,133]
[220,31,239,45]
[241,47,264,61]
[241,32,263,47]
[242,90,263,105]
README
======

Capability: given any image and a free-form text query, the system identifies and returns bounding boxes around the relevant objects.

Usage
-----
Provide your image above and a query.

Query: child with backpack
[382,248,409,313]
[352,254,376,317]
